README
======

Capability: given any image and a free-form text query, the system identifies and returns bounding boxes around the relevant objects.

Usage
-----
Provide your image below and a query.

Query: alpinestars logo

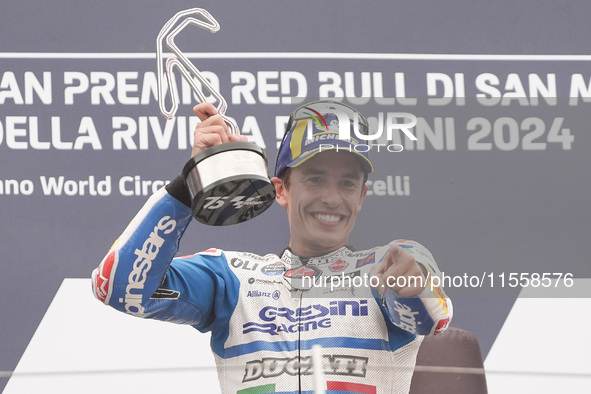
[122,216,176,315]
[391,300,420,334]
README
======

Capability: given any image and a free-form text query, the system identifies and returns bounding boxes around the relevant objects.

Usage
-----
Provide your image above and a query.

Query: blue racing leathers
[92,180,452,394]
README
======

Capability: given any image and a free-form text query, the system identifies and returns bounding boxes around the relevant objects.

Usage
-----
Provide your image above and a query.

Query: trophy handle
[156,8,276,226]
[156,8,238,135]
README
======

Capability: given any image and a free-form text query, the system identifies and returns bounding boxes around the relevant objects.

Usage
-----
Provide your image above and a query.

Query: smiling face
[272,150,368,257]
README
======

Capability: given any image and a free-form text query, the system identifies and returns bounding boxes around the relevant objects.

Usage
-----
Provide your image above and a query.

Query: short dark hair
[278,167,292,189]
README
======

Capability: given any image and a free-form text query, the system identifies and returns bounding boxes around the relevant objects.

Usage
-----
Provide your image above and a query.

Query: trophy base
[182,142,276,226]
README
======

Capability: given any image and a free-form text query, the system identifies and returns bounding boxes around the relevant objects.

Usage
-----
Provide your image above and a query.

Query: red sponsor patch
[434,317,450,335]
[284,266,319,278]
[395,239,418,245]
[328,259,349,272]
[94,251,116,303]
[198,248,222,256]
[177,253,198,259]
[327,381,376,394]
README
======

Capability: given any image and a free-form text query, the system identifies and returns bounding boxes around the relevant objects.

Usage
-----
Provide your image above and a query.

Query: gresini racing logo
[123,216,176,316]
[242,300,368,335]
[243,354,368,383]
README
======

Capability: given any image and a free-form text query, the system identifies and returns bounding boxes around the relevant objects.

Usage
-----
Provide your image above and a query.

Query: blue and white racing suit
[92,177,452,394]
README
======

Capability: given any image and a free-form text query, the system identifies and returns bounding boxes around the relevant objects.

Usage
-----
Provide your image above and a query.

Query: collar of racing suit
[280,245,356,291]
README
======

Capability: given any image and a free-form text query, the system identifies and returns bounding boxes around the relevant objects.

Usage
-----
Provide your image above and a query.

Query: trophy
[156,8,275,226]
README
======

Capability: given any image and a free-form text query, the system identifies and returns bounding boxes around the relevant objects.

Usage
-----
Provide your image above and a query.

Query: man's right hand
[191,102,248,157]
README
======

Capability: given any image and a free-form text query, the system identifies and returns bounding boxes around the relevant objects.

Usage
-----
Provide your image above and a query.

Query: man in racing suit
[92,100,452,394]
